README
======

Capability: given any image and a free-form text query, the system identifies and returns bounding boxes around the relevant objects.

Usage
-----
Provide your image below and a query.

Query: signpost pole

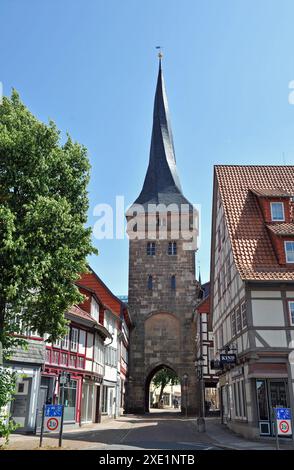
[39,404,45,448]
[274,408,280,451]
[59,405,64,448]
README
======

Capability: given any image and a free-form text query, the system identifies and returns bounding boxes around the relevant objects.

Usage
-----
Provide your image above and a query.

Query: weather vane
[156,46,163,60]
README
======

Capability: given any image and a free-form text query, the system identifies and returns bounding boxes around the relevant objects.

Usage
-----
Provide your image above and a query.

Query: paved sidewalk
[197,417,294,450]
[0,417,133,450]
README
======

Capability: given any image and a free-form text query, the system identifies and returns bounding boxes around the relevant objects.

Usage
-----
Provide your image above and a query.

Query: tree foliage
[0,90,97,351]
[152,367,180,404]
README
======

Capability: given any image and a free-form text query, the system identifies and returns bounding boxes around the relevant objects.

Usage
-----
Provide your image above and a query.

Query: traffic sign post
[39,404,64,448]
[274,407,292,450]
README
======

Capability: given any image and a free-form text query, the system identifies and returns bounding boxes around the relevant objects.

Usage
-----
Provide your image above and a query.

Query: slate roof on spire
[133,60,192,210]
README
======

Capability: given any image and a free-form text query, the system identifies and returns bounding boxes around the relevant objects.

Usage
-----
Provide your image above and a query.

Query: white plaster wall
[251,299,285,327]
[255,330,288,348]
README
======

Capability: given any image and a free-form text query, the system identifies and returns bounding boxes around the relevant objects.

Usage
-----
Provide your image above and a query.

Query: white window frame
[288,301,294,326]
[70,327,79,352]
[285,241,294,263]
[270,202,285,221]
[61,328,70,350]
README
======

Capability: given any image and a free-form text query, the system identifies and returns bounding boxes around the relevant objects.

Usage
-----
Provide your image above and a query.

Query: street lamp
[195,355,206,432]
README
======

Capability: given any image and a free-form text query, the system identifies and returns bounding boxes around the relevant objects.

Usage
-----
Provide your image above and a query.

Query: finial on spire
[156,46,163,60]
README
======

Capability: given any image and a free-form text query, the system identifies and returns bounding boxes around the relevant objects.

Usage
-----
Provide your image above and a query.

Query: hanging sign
[220,353,237,365]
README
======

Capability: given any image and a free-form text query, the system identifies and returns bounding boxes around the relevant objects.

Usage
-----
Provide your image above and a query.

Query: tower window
[168,241,177,255]
[148,275,153,290]
[171,275,176,290]
[147,242,156,256]
[270,202,285,221]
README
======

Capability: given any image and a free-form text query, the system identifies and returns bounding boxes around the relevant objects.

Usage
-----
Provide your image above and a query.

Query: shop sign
[220,353,237,365]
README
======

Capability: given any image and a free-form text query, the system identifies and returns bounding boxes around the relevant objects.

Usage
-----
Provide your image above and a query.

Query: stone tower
[125,57,200,414]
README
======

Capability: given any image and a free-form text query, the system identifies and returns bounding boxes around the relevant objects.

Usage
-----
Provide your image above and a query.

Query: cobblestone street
[2,412,293,451]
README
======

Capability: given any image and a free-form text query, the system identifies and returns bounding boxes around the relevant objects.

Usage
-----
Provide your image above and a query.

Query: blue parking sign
[275,408,292,420]
[45,404,63,417]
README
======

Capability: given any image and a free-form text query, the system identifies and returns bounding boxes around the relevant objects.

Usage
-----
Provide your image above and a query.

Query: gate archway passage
[145,364,182,413]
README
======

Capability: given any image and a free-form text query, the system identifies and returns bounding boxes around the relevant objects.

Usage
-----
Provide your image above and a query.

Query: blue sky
[2,0,294,294]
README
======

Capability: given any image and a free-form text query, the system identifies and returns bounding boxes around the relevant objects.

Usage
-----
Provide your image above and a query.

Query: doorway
[256,379,289,436]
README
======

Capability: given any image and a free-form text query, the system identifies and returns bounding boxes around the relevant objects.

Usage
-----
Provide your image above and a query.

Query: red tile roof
[266,223,294,236]
[250,188,292,198]
[78,269,123,317]
[68,305,112,339]
[68,305,94,322]
[215,165,294,281]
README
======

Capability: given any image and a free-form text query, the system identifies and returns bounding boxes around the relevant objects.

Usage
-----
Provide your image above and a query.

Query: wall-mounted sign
[220,353,237,365]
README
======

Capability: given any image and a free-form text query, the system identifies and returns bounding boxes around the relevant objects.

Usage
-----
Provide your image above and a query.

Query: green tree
[152,368,180,405]
[0,90,97,441]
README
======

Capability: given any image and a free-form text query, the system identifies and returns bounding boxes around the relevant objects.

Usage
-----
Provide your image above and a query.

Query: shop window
[270,202,285,221]
[59,380,77,422]
[256,380,269,421]
[288,301,294,325]
[285,241,294,263]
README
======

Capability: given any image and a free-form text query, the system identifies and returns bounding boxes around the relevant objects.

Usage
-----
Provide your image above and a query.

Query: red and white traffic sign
[44,416,61,433]
[277,419,292,436]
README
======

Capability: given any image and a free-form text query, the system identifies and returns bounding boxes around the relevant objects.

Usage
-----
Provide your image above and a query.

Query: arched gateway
[125,56,200,415]
[145,363,179,412]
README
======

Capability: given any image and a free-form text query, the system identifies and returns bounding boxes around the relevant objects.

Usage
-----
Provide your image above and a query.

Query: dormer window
[270,202,285,221]
[285,241,294,263]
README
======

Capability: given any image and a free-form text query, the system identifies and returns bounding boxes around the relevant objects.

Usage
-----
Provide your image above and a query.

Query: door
[10,378,32,430]
[256,379,289,436]
[36,385,49,431]
[269,380,288,435]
